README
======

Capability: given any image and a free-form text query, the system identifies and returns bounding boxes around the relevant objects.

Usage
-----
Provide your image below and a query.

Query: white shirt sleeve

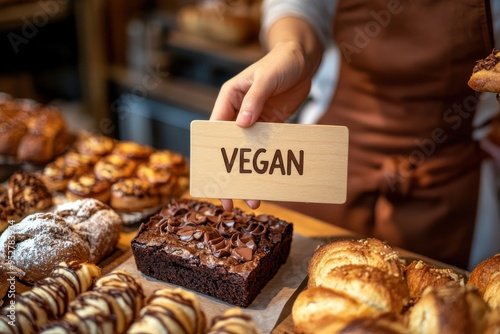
[260,0,337,48]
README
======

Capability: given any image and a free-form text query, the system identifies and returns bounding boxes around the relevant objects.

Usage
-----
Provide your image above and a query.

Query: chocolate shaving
[473,48,500,73]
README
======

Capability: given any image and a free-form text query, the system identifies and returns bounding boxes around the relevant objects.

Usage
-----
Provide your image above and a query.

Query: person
[209,0,500,269]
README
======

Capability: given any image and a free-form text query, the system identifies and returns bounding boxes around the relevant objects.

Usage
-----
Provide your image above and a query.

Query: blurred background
[0,0,263,157]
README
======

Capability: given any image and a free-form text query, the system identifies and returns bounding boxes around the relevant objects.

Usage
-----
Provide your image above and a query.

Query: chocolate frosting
[134,199,293,276]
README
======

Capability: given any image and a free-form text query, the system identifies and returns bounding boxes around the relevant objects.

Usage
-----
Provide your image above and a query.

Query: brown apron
[279,0,493,268]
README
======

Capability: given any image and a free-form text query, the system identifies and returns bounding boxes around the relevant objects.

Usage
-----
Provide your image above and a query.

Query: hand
[210,40,314,128]
[210,17,324,211]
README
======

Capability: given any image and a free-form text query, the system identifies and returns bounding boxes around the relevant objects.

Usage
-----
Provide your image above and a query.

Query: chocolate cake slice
[131,199,293,307]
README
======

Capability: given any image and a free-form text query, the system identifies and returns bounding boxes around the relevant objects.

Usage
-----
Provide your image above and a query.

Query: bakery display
[110,177,160,212]
[0,94,69,164]
[40,271,144,333]
[128,288,206,334]
[0,199,122,283]
[0,261,101,334]
[292,238,409,334]
[468,49,500,93]
[131,198,293,307]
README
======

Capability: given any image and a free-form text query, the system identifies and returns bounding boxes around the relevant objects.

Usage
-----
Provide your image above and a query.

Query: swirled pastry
[66,173,111,204]
[128,288,205,334]
[207,308,259,334]
[94,154,136,183]
[7,171,53,220]
[110,177,160,212]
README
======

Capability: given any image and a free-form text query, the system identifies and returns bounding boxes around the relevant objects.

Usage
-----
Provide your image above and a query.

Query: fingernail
[237,110,252,127]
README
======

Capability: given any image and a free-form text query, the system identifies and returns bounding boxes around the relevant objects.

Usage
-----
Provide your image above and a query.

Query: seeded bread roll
[467,254,500,296]
[483,272,500,309]
[408,284,490,334]
[315,313,410,334]
[53,198,122,263]
[405,260,465,301]
[308,238,405,289]
[128,288,205,334]
[292,286,381,334]
[0,213,90,283]
[317,264,409,314]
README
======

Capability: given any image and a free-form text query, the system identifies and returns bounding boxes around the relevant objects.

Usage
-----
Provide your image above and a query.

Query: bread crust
[467,254,500,296]
[308,238,405,288]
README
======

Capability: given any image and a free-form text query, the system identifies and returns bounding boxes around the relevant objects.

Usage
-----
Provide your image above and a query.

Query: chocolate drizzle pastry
[0,261,101,334]
[473,48,500,73]
[40,271,144,334]
[128,288,206,334]
[132,199,293,307]
[468,49,500,93]
[207,308,259,334]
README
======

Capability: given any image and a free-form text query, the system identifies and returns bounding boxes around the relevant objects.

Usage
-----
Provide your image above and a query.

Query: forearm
[265,17,325,79]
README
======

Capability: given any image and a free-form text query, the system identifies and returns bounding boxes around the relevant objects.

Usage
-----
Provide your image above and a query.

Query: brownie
[131,199,293,307]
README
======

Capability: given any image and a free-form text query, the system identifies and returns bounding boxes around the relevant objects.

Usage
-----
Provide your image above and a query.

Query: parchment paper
[113,233,322,333]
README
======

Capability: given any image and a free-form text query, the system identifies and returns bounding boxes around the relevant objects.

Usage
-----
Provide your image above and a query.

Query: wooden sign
[190,120,348,204]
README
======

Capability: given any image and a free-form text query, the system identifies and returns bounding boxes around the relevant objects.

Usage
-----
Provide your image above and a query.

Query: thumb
[236,78,274,128]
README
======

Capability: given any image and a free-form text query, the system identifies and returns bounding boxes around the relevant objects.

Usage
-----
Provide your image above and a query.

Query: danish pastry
[112,141,153,161]
[110,177,160,212]
[136,163,177,199]
[66,173,111,204]
[74,131,115,157]
[94,154,136,183]
[149,149,189,176]
[41,155,88,192]
[7,171,53,219]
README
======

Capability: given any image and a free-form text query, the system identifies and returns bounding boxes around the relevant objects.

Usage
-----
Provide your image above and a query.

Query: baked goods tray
[271,235,470,334]
[113,233,322,334]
